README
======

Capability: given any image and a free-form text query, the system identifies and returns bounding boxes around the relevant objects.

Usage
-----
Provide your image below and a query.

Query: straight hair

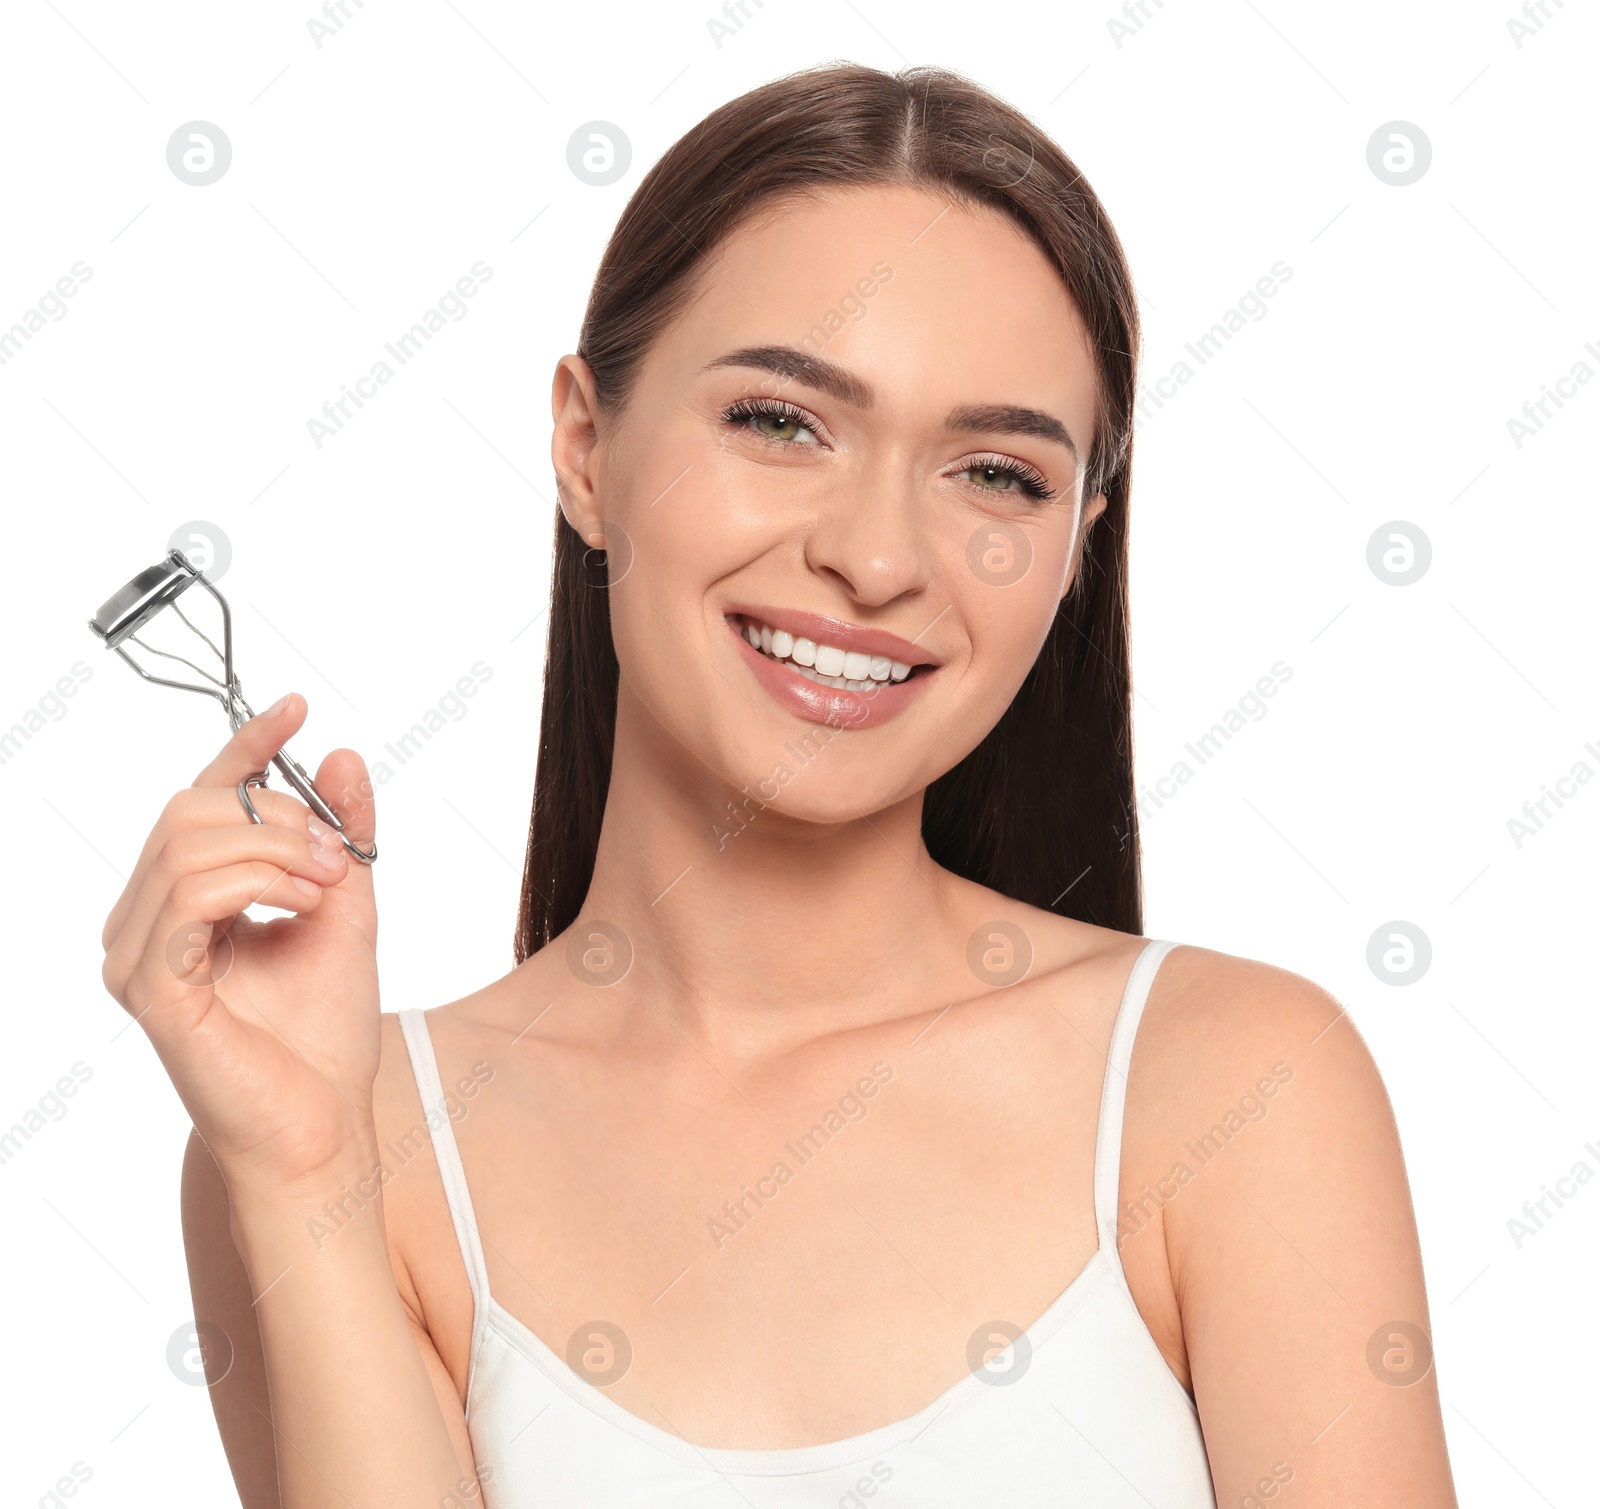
[516,61,1144,962]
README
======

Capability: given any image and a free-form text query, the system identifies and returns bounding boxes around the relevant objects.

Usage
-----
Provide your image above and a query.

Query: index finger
[192,691,306,789]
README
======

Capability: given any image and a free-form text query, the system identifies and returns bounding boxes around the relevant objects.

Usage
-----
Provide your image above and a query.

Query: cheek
[957,510,1078,594]
[620,419,787,568]
[603,473,772,680]
[948,528,1074,698]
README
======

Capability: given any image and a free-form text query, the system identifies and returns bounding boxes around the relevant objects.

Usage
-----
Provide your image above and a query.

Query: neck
[566,685,961,1051]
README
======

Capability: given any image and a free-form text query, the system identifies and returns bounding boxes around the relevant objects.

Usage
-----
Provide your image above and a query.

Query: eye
[721,396,824,446]
[951,453,1060,504]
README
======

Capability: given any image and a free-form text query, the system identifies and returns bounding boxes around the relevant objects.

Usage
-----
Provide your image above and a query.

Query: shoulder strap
[396,1009,491,1319]
[1093,939,1181,1260]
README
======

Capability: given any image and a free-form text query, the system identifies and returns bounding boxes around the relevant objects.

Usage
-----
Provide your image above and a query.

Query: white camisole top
[397,936,1217,1506]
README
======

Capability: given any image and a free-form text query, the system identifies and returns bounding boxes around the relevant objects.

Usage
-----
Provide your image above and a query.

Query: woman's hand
[100,693,381,1196]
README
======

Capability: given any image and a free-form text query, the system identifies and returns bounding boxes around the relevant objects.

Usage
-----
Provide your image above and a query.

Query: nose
[801,451,935,609]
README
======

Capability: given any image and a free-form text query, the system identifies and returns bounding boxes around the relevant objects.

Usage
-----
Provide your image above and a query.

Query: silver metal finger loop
[237,771,269,826]
[235,768,376,864]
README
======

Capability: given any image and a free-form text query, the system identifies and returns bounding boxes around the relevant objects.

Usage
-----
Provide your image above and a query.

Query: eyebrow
[702,344,1080,461]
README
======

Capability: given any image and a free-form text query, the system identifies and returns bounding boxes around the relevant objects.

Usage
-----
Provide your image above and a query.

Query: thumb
[309,747,378,924]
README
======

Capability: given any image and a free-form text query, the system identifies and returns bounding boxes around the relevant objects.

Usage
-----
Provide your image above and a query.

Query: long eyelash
[955,452,1060,503]
[721,395,821,441]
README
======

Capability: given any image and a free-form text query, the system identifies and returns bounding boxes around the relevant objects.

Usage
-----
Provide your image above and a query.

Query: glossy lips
[726,609,938,729]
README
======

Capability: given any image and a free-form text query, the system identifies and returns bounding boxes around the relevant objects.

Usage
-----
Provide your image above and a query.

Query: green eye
[955,455,1056,503]
[754,411,808,441]
[722,397,822,445]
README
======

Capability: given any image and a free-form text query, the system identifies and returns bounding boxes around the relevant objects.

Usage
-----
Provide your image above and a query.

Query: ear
[551,354,608,550]
[1062,490,1109,600]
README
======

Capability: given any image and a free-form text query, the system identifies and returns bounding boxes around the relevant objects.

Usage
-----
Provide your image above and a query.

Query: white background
[1,1,1595,1504]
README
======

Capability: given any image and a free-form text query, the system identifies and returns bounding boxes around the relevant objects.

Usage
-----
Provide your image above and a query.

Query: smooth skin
[99,184,1455,1507]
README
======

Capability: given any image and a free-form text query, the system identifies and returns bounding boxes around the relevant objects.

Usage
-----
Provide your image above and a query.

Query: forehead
[651,183,1099,431]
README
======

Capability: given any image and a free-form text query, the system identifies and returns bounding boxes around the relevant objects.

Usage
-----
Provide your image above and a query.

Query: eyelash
[957,452,1058,503]
[719,396,1061,504]
[722,396,821,441]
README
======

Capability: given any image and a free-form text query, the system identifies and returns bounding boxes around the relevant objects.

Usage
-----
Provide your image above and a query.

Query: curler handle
[267,742,378,864]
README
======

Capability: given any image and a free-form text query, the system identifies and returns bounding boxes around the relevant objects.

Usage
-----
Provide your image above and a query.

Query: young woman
[101,63,1457,1508]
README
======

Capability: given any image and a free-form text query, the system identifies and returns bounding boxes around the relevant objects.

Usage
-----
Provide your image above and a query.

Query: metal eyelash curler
[87,548,377,863]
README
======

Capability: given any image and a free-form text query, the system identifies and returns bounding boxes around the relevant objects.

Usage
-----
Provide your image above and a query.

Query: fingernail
[308,812,345,868]
[291,875,322,897]
[262,694,290,719]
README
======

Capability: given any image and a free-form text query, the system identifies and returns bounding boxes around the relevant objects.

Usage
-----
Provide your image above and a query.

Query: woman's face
[554,183,1108,825]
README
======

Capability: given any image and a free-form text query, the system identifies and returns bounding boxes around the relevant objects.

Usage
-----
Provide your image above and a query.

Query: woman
[101,62,1457,1508]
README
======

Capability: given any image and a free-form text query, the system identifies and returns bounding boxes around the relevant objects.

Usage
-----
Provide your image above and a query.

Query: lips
[725,610,938,730]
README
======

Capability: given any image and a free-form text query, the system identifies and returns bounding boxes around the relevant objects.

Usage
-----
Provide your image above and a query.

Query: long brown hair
[515,61,1143,963]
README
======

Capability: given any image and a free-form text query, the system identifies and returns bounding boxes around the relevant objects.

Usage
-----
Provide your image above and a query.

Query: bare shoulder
[1132,942,1389,1144]
[373,1008,425,1133]
[369,1006,467,1246]
[372,991,507,1129]
[1126,942,1400,1227]
[1123,946,1454,1498]
[369,1008,478,1399]
[1119,943,1435,1418]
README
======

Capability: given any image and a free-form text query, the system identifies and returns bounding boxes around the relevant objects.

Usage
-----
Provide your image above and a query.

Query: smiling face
[552,182,1108,826]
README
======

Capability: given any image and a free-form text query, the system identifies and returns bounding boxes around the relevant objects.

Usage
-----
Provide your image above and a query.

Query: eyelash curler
[87,548,377,863]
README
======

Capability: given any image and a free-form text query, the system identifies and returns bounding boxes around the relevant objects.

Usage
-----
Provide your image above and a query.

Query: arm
[99,695,481,1509]
[1131,950,1456,1506]
[181,1129,480,1508]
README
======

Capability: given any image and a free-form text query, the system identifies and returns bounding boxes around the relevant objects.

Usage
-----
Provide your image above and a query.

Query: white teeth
[795,665,877,691]
[739,618,924,688]
[814,644,846,677]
